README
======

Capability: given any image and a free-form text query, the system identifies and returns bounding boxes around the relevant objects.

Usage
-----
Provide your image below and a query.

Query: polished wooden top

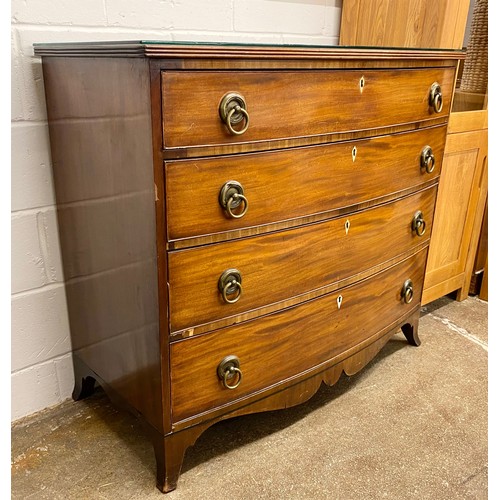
[33,40,466,59]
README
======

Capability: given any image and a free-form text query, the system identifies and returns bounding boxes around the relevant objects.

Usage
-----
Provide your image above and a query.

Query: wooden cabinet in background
[422,110,488,304]
[340,0,471,49]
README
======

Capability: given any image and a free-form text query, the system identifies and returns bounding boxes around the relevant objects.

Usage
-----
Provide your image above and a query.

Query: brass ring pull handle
[217,355,243,390]
[218,269,243,304]
[401,279,414,304]
[226,106,250,135]
[219,181,249,219]
[420,145,435,174]
[223,280,242,304]
[411,210,426,237]
[219,92,250,135]
[227,193,248,218]
[429,82,443,113]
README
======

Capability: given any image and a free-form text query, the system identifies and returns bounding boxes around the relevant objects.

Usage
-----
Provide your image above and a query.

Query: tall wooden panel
[340,0,471,49]
[422,110,488,304]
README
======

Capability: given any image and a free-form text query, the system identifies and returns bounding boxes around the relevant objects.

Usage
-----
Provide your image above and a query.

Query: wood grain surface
[166,125,446,243]
[170,310,420,431]
[168,187,436,332]
[422,125,488,304]
[33,41,465,63]
[161,68,455,149]
[41,57,166,433]
[170,249,427,422]
[340,0,470,50]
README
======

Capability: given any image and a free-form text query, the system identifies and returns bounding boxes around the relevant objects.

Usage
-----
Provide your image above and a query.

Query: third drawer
[168,186,437,334]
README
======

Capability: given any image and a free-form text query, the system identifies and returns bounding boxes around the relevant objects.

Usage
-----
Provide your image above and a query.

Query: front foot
[152,429,195,493]
[148,423,212,493]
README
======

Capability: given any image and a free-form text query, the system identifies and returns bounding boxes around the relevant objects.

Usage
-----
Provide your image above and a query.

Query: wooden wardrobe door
[422,125,488,304]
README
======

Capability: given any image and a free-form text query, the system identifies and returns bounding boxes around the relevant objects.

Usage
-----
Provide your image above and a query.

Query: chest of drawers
[34,41,463,493]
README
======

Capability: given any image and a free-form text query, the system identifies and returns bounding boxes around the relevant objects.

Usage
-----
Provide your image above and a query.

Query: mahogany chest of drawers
[34,41,463,493]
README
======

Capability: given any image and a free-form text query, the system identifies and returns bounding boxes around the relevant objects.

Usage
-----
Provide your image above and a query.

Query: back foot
[401,309,421,347]
[72,356,97,401]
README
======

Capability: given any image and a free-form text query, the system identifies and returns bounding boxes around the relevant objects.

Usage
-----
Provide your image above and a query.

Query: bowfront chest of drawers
[34,42,463,493]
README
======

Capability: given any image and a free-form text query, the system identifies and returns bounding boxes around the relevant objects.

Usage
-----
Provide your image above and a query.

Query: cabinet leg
[150,426,207,493]
[456,286,469,302]
[401,309,421,347]
[71,355,96,401]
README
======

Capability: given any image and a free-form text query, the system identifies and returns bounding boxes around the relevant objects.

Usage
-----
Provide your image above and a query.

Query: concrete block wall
[11,0,343,421]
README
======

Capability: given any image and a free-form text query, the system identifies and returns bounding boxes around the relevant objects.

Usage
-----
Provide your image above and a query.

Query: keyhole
[337,295,343,310]
[352,146,357,162]
[359,76,365,92]
[345,220,350,235]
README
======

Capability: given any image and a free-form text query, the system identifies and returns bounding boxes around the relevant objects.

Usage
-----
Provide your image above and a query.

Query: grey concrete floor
[12,295,487,499]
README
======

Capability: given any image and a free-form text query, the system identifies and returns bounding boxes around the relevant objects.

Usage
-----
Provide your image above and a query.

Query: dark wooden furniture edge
[149,60,172,434]
[33,41,466,60]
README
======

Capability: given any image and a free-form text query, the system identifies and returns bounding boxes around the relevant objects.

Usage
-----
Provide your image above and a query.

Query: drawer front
[170,249,427,422]
[166,126,446,243]
[162,68,454,150]
[168,187,436,333]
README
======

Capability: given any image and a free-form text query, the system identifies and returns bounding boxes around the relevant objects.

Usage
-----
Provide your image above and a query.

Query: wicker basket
[461,0,488,94]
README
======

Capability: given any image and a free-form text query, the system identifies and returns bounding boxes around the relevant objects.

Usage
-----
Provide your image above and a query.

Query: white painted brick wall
[11,123,55,211]
[234,0,333,35]
[105,0,234,31]
[11,209,63,294]
[12,286,71,373]
[11,0,343,421]
[12,0,108,26]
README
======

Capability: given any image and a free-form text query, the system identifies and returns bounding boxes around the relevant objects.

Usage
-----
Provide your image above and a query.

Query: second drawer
[168,186,436,333]
[166,125,446,245]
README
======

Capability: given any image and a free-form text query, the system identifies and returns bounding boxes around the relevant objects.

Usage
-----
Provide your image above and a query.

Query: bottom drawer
[170,250,427,423]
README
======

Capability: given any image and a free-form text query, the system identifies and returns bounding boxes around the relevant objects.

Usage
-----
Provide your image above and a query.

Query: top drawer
[161,67,455,152]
